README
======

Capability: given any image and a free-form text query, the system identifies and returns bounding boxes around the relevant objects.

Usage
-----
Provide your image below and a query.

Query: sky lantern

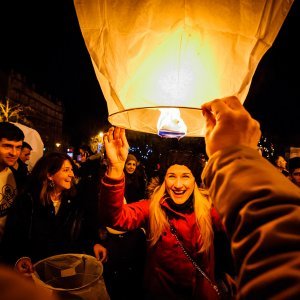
[74,0,293,138]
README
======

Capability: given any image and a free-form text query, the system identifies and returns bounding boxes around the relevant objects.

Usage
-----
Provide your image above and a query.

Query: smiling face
[164,164,195,204]
[0,138,23,170]
[125,159,137,174]
[48,159,74,193]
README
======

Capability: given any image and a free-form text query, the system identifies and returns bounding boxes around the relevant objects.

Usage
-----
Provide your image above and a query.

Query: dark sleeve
[1,194,33,265]
[202,146,300,299]
[82,203,103,255]
[211,207,236,279]
[75,182,102,255]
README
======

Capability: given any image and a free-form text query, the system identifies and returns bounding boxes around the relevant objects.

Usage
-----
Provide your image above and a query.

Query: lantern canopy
[74,0,293,137]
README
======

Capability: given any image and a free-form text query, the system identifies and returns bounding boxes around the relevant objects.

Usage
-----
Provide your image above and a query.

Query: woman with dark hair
[124,153,147,203]
[1,152,107,274]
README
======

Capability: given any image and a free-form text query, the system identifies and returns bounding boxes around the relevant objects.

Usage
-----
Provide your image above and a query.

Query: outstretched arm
[201,96,300,299]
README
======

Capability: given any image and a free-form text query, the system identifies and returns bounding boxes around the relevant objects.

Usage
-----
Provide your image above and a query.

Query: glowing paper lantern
[74,0,293,137]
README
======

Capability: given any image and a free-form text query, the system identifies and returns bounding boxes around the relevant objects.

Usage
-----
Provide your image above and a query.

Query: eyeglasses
[292,172,300,176]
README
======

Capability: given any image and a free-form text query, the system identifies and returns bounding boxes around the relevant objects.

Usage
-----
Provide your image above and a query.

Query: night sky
[0,1,299,153]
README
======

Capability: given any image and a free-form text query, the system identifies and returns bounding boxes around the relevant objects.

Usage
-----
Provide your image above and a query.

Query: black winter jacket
[1,190,97,265]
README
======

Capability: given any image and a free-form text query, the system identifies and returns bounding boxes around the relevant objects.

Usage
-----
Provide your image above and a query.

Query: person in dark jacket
[124,153,147,203]
[100,152,148,300]
[0,122,24,246]
[1,152,107,274]
[11,141,33,194]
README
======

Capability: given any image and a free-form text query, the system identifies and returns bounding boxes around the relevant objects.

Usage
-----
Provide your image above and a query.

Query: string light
[258,135,275,161]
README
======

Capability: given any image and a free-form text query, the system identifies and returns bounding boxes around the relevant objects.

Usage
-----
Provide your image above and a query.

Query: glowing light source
[157,108,187,139]
[74,0,293,137]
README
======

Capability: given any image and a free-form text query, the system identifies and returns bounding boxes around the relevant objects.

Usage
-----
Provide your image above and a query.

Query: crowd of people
[0,96,300,299]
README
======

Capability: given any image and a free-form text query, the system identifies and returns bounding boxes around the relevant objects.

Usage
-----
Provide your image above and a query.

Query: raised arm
[201,96,261,157]
[201,96,300,299]
[103,127,129,178]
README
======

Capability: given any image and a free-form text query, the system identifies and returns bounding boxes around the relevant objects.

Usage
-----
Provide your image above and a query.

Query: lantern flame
[157,108,187,139]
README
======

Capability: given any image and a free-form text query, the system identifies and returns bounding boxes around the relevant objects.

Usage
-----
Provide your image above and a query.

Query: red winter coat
[100,175,230,299]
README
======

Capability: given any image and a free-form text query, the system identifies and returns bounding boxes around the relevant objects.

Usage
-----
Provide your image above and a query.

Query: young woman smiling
[99,127,235,300]
[1,152,107,274]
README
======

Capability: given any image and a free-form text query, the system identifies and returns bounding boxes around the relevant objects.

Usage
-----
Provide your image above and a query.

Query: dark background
[0,0,299,154]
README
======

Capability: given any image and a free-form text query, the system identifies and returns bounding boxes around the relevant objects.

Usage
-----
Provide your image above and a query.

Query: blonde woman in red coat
[100,127,235,300]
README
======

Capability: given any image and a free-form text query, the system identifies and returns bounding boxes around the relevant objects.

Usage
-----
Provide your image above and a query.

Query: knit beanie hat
[126,153,138,164]
[158,150,203,186]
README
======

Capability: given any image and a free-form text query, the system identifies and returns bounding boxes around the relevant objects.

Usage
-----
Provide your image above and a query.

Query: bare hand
[93,244,108,263]
[201,96,261,157]
[103,127,129,177]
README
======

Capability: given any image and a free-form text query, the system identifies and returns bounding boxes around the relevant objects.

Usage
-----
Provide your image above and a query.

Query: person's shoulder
[9,190,34,214]
[18,158,28,168]
[7,165,17,176]
[16,159,29,174]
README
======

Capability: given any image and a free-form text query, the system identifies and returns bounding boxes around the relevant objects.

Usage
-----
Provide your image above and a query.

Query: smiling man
[0,122,24,243]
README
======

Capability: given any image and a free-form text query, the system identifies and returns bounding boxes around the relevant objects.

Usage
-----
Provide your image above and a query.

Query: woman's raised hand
[103,127,129,178]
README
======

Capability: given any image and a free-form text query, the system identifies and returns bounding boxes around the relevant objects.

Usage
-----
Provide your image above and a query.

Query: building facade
[0,69,63,151]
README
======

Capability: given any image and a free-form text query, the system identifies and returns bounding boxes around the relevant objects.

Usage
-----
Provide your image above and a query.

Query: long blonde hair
[148,178,213,253]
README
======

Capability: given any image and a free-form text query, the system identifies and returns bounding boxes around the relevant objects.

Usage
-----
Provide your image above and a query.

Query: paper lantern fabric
[74,0,293,137]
